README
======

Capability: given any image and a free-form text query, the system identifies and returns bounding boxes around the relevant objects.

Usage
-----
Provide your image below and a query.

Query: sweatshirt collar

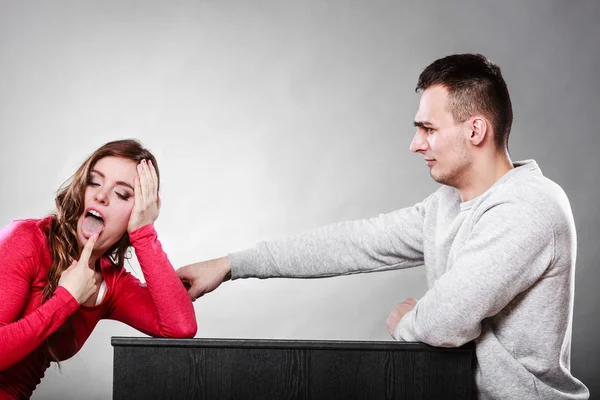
[459,160,540,211]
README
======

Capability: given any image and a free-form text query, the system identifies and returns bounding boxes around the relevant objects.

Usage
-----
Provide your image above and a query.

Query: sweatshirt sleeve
[394,200,555,347]
[105,224,197,338]
[229,198,430,279]
[0,221,79,371]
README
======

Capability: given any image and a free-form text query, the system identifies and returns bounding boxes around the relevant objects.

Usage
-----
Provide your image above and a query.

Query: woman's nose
[94,189,109,204]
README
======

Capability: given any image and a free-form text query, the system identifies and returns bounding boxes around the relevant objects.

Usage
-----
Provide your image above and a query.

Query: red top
[0,216,197,399]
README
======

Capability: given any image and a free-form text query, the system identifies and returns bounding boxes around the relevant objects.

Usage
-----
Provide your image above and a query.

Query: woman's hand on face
[58,234,99,305]
[128,159,161,232]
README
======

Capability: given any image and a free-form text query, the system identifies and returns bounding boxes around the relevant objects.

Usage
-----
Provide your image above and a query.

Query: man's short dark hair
[416,54,513,150]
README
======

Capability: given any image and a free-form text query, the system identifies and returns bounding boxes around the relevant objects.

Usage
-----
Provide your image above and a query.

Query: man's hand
[176,256,232,301]
[386,298,417,339]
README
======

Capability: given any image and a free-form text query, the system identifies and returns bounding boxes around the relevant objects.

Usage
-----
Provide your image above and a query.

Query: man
[177,54,589,399]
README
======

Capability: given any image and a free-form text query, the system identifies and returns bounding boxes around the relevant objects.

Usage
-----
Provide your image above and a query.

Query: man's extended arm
[178,196,432,299]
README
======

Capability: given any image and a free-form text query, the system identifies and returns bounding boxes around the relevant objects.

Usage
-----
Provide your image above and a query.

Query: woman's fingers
[65,260,78,271]
[79,234,99,266]
[140,159,159,207]
[133,171,143,211]
[141,160,153,205]
[137,161,147,208]
[148,159,159,200]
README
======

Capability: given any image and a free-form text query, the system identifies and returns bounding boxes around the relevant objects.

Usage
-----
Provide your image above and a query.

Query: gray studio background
[0,1,598,399]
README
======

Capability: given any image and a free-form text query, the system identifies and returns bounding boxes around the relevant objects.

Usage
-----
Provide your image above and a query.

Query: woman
[0,139,197,399]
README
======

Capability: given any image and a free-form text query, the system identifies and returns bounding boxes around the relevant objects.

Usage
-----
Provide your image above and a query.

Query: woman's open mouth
[82,208,105,238]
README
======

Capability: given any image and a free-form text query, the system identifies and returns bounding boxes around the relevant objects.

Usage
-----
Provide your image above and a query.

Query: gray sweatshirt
[229,160,589,400]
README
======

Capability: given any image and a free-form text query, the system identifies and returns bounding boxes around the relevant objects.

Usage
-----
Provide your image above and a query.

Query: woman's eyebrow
[116,181,134,191]
[91,169,134,191]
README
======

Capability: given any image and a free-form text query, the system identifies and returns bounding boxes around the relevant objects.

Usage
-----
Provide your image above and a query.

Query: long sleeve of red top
[0,221,79,371]
[104,223,197,338]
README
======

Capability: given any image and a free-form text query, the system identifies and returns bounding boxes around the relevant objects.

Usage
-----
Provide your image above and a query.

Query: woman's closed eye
[116,192,131,201]
[88,180,130,200]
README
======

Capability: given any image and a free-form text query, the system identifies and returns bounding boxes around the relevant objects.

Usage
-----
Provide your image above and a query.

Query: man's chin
[429,170,451,186]
[429,169,442,183]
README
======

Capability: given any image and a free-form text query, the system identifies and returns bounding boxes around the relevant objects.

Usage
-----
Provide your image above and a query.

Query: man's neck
[458,152,513,202]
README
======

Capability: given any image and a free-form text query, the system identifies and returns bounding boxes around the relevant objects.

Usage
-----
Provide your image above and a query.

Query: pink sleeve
[105,224,197,338]
[0,221,79,371]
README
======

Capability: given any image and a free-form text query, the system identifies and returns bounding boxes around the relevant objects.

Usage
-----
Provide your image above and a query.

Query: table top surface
[111,337,474,352]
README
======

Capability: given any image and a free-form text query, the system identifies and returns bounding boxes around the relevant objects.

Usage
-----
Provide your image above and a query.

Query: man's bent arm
[394,200,561,347]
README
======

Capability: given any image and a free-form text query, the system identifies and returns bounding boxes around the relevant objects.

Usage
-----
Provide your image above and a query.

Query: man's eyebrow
[413,120,434,128]
[90,169,135,191]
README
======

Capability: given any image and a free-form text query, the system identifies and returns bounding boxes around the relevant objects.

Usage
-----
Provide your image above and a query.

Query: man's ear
[468,117,488,146]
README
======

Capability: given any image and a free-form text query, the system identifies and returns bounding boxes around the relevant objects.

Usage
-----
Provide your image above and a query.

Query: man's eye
[425,128,434,134]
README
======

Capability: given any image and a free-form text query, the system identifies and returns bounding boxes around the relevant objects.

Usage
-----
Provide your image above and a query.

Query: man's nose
[409,131,427,153]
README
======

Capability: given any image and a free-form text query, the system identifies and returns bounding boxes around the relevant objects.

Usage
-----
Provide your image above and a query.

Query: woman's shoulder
[0,216,52,249]
[0,216,52,277]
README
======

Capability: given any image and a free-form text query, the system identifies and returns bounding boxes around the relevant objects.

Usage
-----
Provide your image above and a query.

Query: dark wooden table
[112,337,474,400]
